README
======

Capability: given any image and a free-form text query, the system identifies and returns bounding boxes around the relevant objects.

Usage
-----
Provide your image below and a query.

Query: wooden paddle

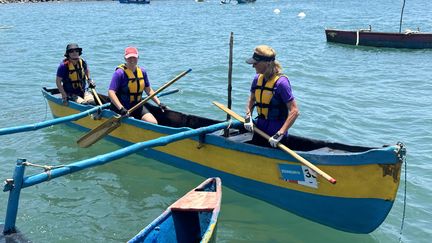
[212,101,337,184]
[90,88,103,106]
[85,75,103,106]
[77,69,192,148]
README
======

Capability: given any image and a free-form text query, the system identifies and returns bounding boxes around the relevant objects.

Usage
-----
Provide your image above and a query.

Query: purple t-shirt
[56,62,69,80]
[109,66,151,109]
[250,74,294,136]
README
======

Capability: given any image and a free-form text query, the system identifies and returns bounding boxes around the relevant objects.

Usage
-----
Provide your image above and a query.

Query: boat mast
[224,32,234,137]
[399,0,406,33]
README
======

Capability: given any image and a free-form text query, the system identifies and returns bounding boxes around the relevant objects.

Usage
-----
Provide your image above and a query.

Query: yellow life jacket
[116,64,146,103]
[254,74,287,120]
[65,58,86,91]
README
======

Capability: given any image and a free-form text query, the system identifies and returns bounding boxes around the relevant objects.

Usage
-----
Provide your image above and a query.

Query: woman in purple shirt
[244,45,300,148]
[108,47,166,124]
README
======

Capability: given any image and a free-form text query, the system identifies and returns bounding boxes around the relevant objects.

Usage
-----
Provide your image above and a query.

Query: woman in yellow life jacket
[108,47,166,124]
[244,45,300,148]
[56,43,96,105]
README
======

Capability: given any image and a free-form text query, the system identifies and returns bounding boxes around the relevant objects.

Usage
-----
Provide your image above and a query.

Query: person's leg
[72,95,85,104]
[141,113,158,124]
[84,91,96,105]
[131,106,158,124]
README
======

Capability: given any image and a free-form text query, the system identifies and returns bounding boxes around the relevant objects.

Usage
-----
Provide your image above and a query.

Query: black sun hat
[64,43,83,57]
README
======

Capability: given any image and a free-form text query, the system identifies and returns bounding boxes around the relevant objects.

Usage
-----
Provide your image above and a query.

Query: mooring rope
[22,161,65,181]
[43,95,49,122]
[356,30,360,46]
[226,119,233,129]
[397,142,407,243]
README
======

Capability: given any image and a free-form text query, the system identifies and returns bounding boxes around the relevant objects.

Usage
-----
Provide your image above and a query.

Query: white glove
[244,115,254,132]
[269,131,284,147]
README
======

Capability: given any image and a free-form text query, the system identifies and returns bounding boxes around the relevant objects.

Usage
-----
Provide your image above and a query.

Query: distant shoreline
[0,0,109,4]
[1,0,65,3]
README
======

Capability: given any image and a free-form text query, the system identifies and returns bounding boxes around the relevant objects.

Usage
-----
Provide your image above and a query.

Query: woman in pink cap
[108,46,166,124]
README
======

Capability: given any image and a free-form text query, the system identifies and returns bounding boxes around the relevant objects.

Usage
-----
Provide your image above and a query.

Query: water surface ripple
[0,1,431,242]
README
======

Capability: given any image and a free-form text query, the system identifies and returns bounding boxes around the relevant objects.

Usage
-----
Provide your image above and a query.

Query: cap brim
[246,57,257,64]
[125,54,138,58]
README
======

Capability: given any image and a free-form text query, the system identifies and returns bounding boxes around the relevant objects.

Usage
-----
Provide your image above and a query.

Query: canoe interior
[130,178,220,242]
[141,211,213,242]
[44,87,376,153]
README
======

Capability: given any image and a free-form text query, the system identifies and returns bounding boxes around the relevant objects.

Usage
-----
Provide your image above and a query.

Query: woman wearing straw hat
[244,45,299,148]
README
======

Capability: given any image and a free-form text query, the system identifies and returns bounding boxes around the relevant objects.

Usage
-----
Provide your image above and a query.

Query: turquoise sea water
[0,0,431,242]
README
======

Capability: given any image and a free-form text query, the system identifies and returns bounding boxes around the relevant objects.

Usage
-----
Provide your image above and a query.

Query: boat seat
[225,132,253,143]
[309,147,350,154]
[170,191,219,212]
[210,129,253,143]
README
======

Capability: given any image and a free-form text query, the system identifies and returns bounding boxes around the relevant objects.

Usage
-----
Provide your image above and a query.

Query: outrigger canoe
[42,87,406,234]
[128,177,222,243]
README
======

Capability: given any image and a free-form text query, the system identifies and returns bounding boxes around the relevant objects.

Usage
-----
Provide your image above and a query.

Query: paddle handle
[128,69,192,114]
[91,88,103,106]
[85,75,103,106]
[212,101,336,184]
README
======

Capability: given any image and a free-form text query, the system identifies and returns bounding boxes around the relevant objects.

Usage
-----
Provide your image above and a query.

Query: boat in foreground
[42,87,405,234]
[128,177,222,243]
[325,28,432,49]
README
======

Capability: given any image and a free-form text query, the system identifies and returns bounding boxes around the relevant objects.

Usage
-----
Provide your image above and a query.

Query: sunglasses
[68,49,80,53]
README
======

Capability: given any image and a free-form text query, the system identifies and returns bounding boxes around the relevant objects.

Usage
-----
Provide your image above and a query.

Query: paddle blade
[77,116,122,148]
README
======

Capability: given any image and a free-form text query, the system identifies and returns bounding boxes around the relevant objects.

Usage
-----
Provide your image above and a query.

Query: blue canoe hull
[42,88,404,234]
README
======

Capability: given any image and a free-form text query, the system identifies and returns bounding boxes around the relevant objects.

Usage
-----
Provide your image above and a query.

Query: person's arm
[144,86,161,106]
[56,64,68,101]
[56,76,67,99]
[245,93,256,116]
[108,90,123,110]
[84,61,95,88]
[85,64,91,80]
[108,70,126,114]
[278,100,299,135]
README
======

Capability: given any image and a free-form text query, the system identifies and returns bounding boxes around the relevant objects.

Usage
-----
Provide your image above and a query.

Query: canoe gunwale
[42,88,398,166]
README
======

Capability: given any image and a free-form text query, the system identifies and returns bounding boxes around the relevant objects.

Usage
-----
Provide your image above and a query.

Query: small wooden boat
[119,0,150,4]
[325,27,432,49]
[42,87,406,234]
[325,1,431,49]
[128,177,222,243]
[221,0,256,4]
[237,0,256,3]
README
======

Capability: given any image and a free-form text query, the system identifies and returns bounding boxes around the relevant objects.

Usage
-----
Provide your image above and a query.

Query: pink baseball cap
[124,47,139,58]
